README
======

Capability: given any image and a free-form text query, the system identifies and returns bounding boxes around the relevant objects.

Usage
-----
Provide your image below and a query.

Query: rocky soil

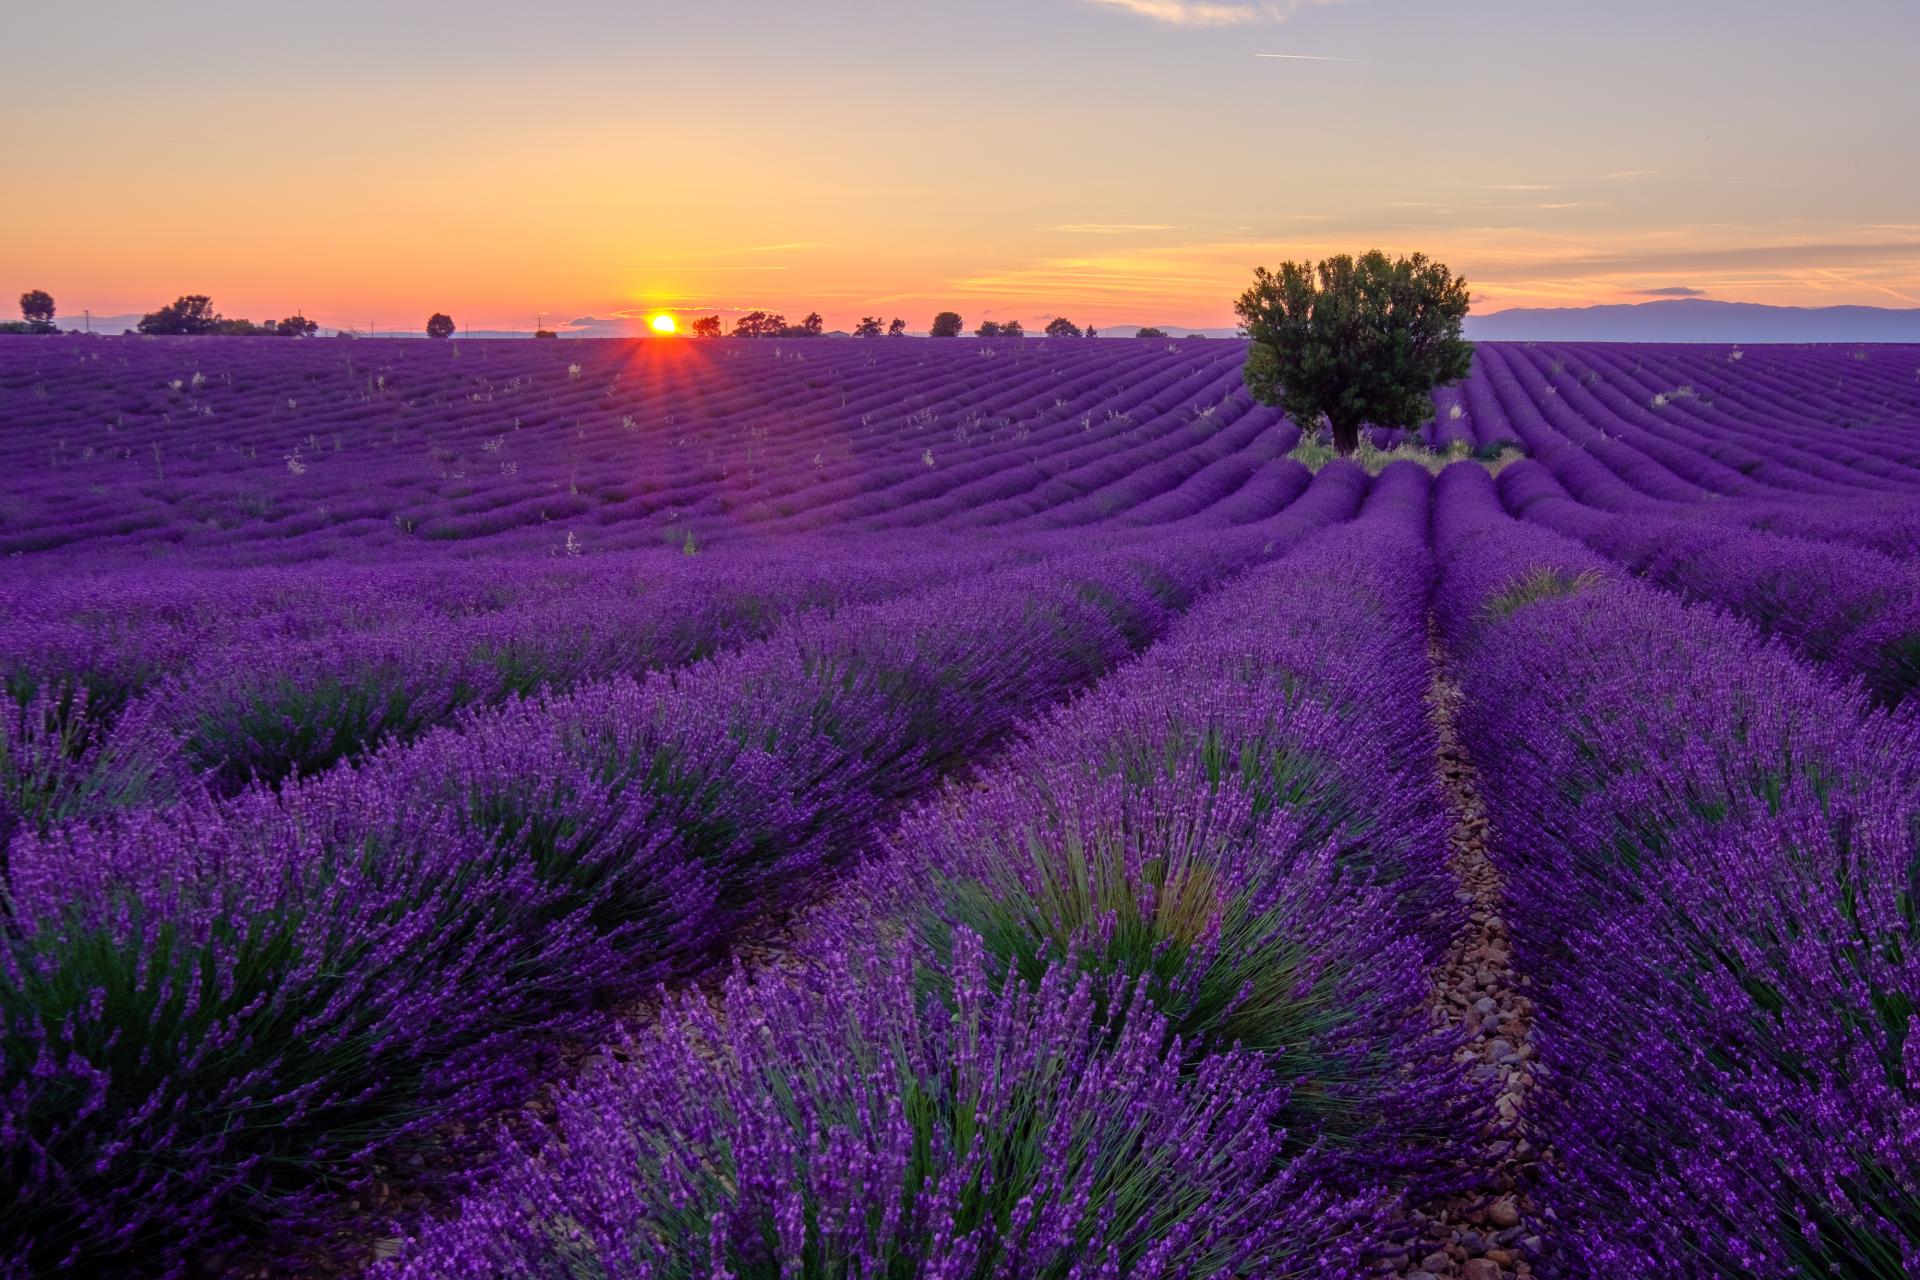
[1387,633,1544,1280]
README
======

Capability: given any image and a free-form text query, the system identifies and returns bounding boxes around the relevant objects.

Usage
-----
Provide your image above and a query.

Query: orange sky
[8,2,1918,333]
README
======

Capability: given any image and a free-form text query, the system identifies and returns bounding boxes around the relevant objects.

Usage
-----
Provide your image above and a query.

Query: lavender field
[5,333,1920,1279]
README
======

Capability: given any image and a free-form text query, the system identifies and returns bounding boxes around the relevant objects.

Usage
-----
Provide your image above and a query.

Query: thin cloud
[1045,223,1181,234]
[1603,169,1658,180]
[1636,286,1708,297]
[1811,267,1920,305]
[1081,0,1261,24]
[1080,0,1346,25]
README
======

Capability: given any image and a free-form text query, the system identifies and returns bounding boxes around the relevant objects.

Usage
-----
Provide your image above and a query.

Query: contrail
[1254,52,1359,61]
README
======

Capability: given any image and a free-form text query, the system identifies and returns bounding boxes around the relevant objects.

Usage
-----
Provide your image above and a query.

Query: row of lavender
[1437,464,1919,1278]
[0,337,1304,561]
[377,465,1486,1277]
[0,531,1115,842]
[2,497,1362,1274]
[9,336,1913,565]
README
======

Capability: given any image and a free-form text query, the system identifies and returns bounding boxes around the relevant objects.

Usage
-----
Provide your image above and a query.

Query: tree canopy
[137,295,223,336]
[733,311,787,338]
[689,315,722,338]
[1135,327,1168,339]
[1044,317,1081,338]
[19,290,55,332]
[929,311,963,338]
[425,313,455,340]
[887,317,907,337]
[853,316,884,338]
[1235,250,1472,455]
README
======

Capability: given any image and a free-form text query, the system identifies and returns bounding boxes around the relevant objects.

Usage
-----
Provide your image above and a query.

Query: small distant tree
[534,329,558,340]
[1135,327,1168,339]
[1086,325,1098,338]
[425,312,455,340]
[689,315,722,338]
[887,317,907,337]
[275,314,319,337]
[853,316,884,338]
[1235,250,1473,455]
[787,311,825,337]
[930,311,963,338]
[1000,318,1024,338]
[975,320,1002,338]
[20,290,55,333]
[213,317,269,335]
[1044,316,1081,338]
[138,295,222,336]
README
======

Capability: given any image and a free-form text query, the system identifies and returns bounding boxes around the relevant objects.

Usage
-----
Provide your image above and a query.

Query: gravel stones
[1395,632,1540,1279]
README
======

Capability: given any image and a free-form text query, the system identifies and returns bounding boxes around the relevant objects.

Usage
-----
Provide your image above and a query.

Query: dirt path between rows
[1392,628,1544,1280]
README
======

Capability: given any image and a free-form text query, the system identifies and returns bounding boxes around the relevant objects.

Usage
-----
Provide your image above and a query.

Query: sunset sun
[649,313,676,334]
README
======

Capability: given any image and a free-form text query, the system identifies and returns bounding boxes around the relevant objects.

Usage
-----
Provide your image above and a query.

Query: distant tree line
[683,310,1109,340]
[132,295,321,337]
[3,289,1176,344]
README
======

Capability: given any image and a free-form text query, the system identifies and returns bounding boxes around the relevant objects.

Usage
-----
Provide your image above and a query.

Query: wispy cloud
[1044,222,1181,234]
[1602,169,1658,180]
[1081,0,1262,24]
[1811,266,1919,305]
[1080,0,1344,25]
[1636,286,1708,297]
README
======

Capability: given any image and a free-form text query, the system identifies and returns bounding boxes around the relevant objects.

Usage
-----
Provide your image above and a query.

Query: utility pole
[84,309,91,334]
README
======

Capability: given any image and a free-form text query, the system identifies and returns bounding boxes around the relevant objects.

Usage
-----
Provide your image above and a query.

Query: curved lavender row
[372,467,1459,1278]
[1500,459,1920,702]
[0,338,1260,560]
[1435,471,1920,1278]
[1710,491,1920,560]
[880,464,1469,1165]
[0,515,1327,1277]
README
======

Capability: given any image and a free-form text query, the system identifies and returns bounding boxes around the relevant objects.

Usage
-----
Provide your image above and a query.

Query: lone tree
[853,315,884,338]
[975,320,1002,338]
[792,311,825,337]
[425,312,456,339]
[1044,316,1081,338]
[275,314,319,337]
[887,317,906,337]
[138,295,222,335]
[1135,327,1168,339]
[20,290,55,332]
[689,315,722,338]
[929,311,962,338]
[1236,250,1472,456]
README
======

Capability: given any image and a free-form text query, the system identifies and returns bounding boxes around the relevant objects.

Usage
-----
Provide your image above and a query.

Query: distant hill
[1465,298,1920,343]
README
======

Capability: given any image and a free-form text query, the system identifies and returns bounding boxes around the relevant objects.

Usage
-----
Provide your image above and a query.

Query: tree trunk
[1330,415,1362,456]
